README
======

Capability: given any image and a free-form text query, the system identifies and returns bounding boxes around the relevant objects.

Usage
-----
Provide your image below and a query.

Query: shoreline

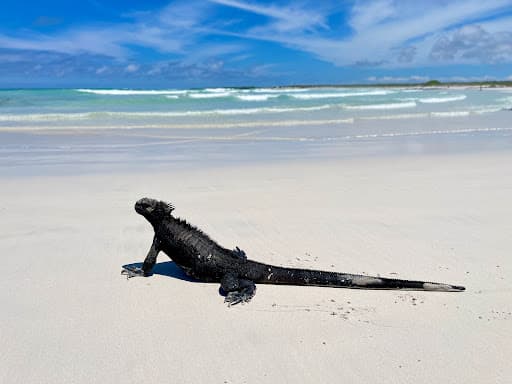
[1,108,511,133]
[1,110,512,178]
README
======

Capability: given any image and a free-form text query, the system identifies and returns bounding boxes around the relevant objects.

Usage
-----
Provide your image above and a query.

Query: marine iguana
[122,198,465,306]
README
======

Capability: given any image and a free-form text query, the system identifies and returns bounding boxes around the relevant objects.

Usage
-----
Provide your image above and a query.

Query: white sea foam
[291,90,392,99]
[349,127,512,140]
[113,104,330,116]
[165,95,179,99]
[187,92,232,99]
[349,90,393,96]
[359,108,501,120]
[499,96,512,105]
[345,101,417,110]
[431,111,470,117]
[473,108,502,114]
[210,105,330,115]
[361,113,430,120]
[0,104,333,122]
[0,118,355,131]
[203,88,233,93]
[290,93,349,100]
[463,104,505,114]
[251,88,309,93]
[418,95,467,103]
[75,89,187,95]
[4,124,511,142]
[236,94,279,101]
[0,113,90,122]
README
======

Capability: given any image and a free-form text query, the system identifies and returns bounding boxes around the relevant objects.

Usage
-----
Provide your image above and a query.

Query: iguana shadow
[122,261,198,282]
[122,261,230,297]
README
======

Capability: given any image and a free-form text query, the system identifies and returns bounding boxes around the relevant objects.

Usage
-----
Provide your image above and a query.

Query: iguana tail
[258,265,465,292]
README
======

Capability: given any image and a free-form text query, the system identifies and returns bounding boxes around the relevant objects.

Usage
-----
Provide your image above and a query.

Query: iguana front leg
[122,236,161,278]
[220,273,257,306]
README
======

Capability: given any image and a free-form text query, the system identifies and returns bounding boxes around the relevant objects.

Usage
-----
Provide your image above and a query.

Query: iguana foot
[121,266,145,279]
[224,284,256,306]
[221,273,256,306]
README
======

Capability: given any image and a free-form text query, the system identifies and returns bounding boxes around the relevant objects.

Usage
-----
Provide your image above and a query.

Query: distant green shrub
[424,80,442,86]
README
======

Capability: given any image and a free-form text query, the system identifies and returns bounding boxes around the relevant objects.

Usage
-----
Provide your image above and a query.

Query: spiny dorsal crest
[163,201,175,215]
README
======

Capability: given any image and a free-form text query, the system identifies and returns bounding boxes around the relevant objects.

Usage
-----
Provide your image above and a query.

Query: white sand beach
[3,0,512,379]
[1,148,511,383]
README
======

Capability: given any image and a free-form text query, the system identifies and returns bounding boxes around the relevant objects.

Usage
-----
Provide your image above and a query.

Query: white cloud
[1,0,512,75]
[124,64,140,73]
[367,75,429,83]
[0,52,26,62]
[222,0,512,67]
[0,29,129,57]
[478,15,512,33]
[210,0,329,32]
[395,46,417,63]
[349,0,395,31]
[430,24,512,63]
[95,66,109,74]
[211,0,290,19]
[443,75,496,82]
[159,1,210,28]
[0,0,233,60]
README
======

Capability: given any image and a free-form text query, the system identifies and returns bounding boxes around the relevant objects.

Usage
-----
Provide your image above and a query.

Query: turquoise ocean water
[1,87,511,174]
[1,87,511,130]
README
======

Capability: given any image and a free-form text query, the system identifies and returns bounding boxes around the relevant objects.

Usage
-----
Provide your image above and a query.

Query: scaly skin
[122,198,465,306]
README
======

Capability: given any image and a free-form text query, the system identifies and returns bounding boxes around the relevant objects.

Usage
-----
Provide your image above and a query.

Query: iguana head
[135,197,174,221]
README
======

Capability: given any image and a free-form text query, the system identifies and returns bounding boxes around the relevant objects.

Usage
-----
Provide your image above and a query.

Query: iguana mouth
[135,198,154,214]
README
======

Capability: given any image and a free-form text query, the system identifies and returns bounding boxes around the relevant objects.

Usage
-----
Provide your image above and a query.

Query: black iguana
[122,198,465,306]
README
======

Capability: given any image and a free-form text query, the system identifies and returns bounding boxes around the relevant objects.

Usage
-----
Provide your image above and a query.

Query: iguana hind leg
[220,273,256,306]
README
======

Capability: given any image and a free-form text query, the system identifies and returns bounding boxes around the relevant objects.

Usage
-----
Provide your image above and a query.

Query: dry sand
[1,152,511,383]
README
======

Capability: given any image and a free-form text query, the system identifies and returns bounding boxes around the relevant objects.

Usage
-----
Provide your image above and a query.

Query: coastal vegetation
[424,80,442,86]
[277,80,512,89]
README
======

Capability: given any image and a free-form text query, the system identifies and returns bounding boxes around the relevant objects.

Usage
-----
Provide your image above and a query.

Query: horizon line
[1,80,512,91]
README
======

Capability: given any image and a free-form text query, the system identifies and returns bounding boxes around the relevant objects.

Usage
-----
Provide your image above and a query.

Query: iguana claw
[121,266,145,279]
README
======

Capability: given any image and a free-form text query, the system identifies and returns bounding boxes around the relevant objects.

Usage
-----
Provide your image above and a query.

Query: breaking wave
[75,89,187,95]
[0,105,333,122]
[236,94,280,101]
[349,127,512,139]
[344,101,417,110]
[360,113,430,120]
[431,111,470,117]
[203,88,234,93]
[0,113,90,121]
[418,95,467,103]
[250,88,309,93]
[291,90,393,99]
[187,92,233,99]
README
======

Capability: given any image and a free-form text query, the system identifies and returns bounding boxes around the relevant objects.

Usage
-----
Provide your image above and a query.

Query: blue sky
[1,0,512,87]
